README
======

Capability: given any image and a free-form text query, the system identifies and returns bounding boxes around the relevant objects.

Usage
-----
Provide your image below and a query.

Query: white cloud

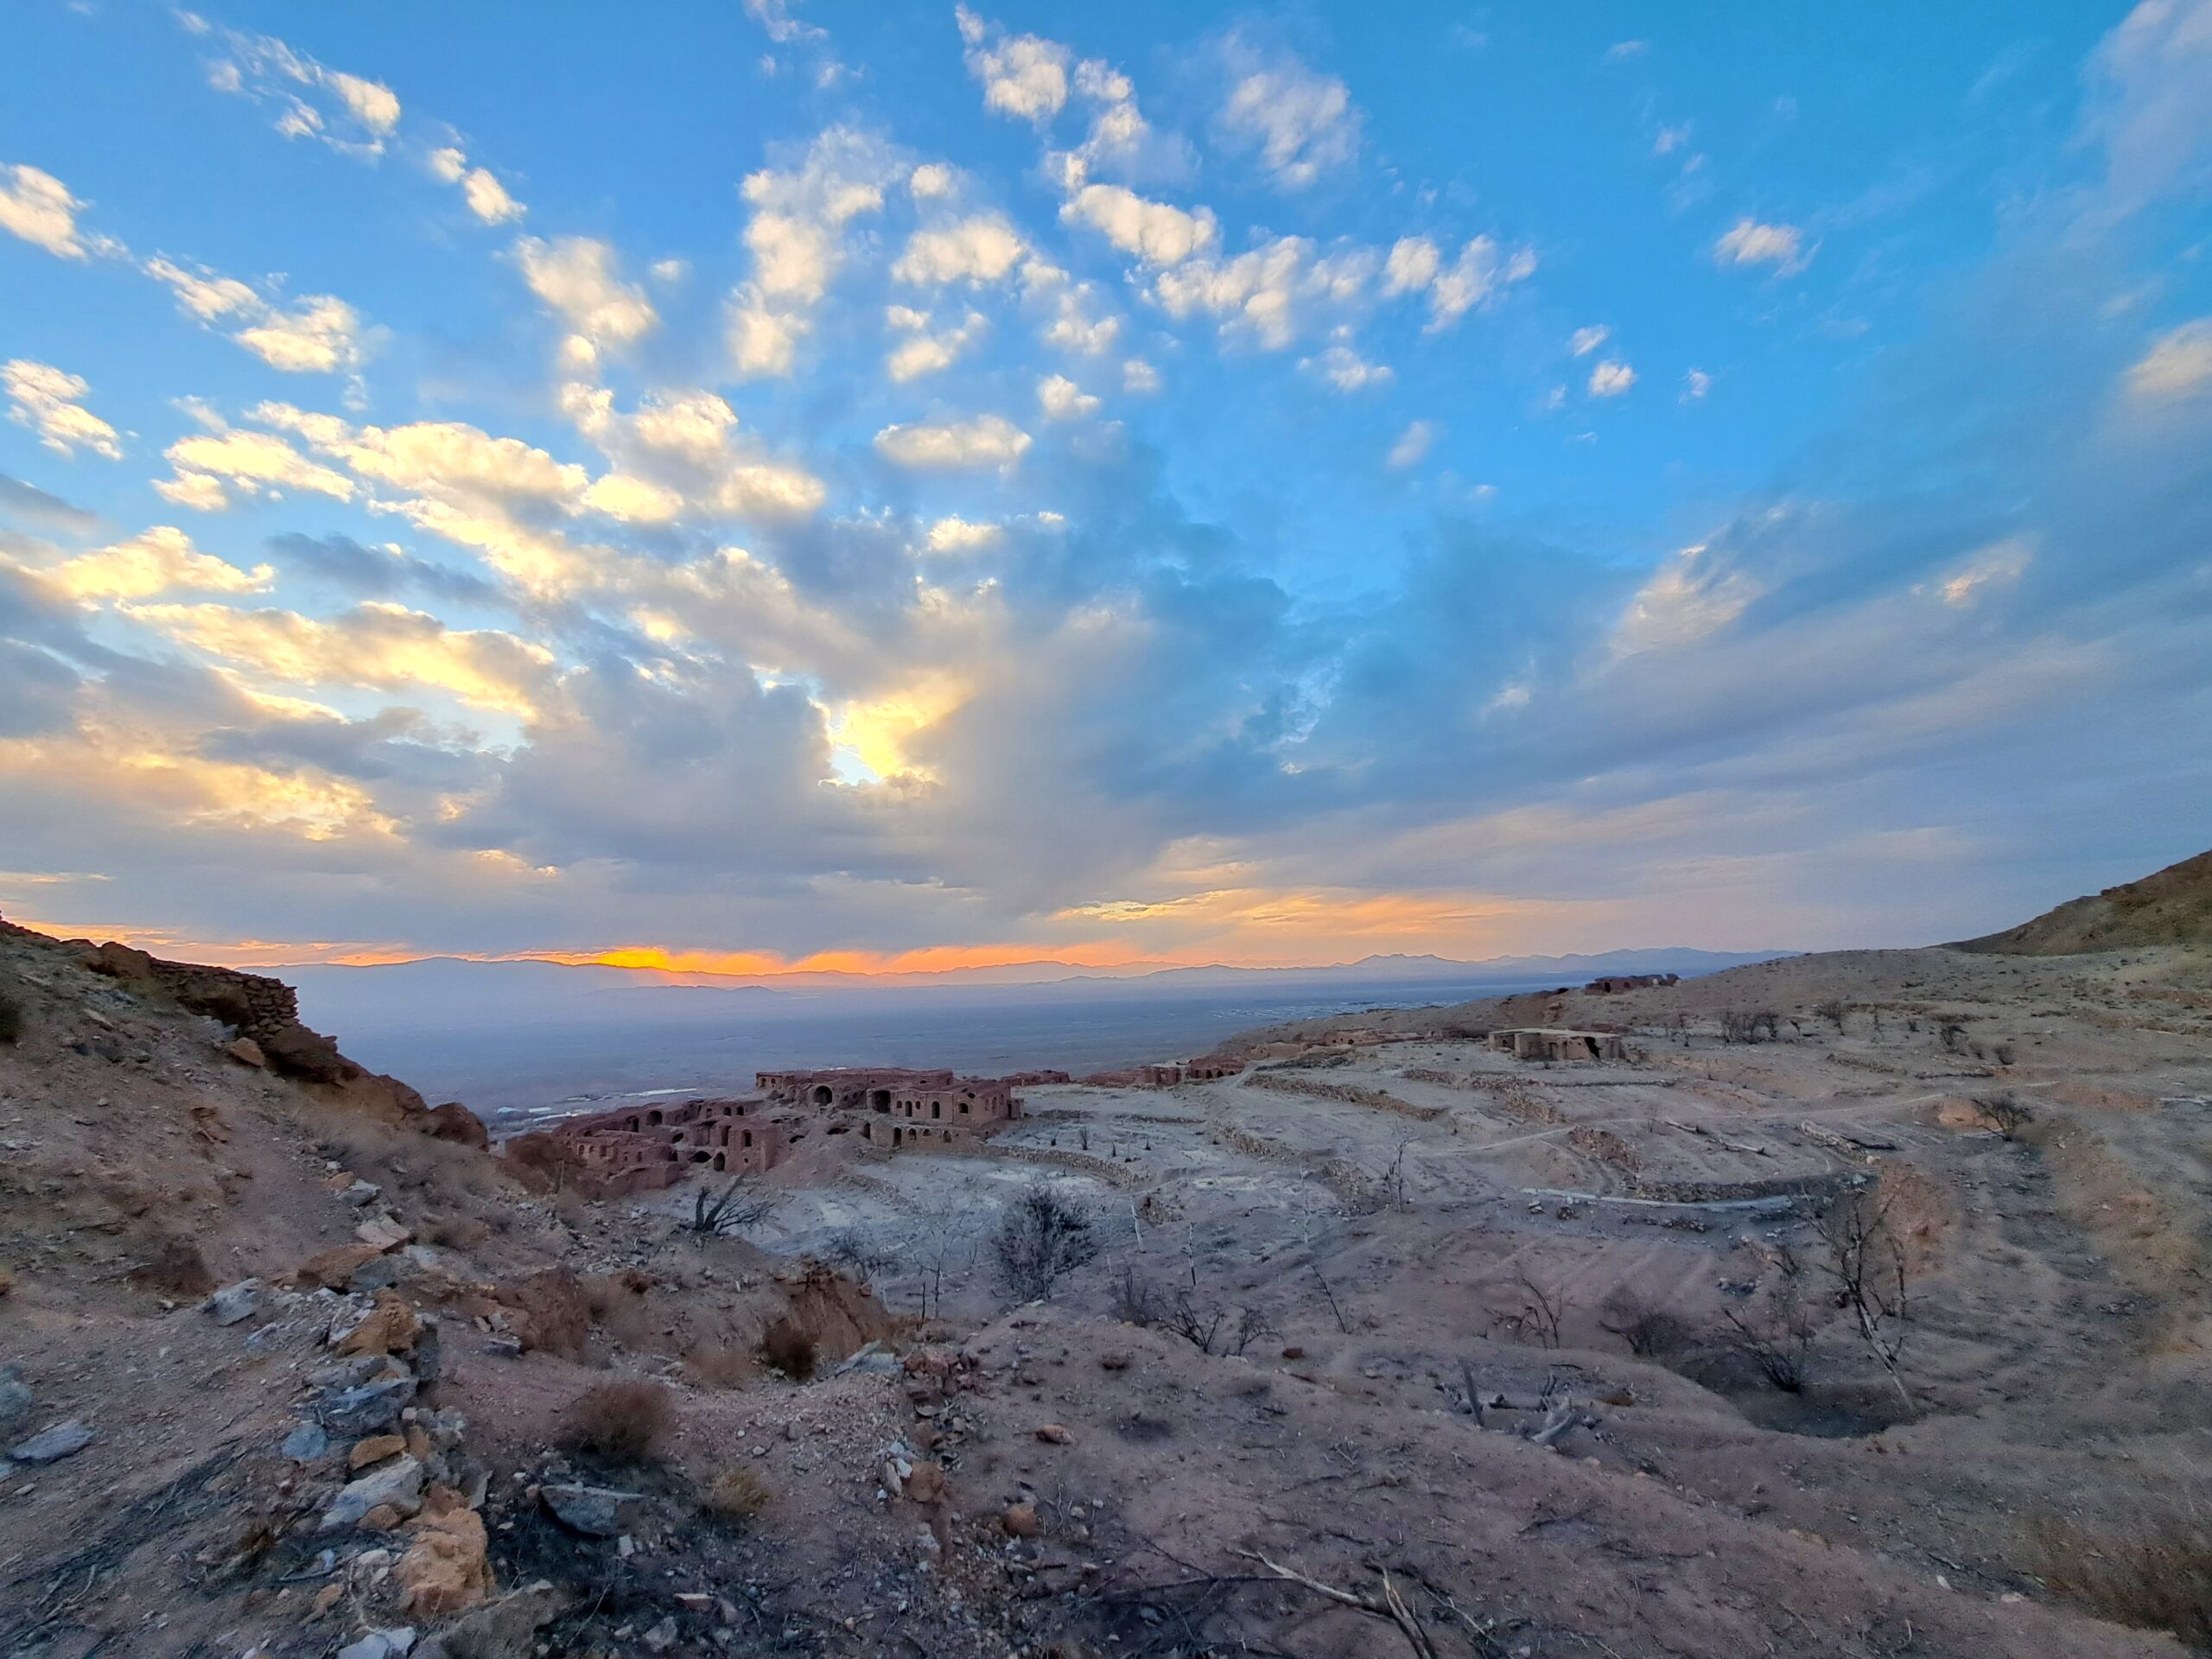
[1713,217,1808,273]
[874,414,1032,470]
[728,127,894,378]
[205,29,402,157]
[1037,373,1100,420]
[956,8,1071,123]
[1569,324,1611,357]
[2125,317,2212,400]
[1382,237,1440,295]
[142,257,366,373]
[429,148,525,224]
[745,0,825,44]
[1303,341,1391,392]
[1605,40,1650,61]
[1682,367,1712,401]
[893,214,1027,285]
[1380,234,1535,330]
[885,310,988,383]
[1061,184,1217,267]
[153,470,231,512]
[3,360,123,459]
[1588,359,1637,397]
[1928,537,2033,608]
[923,515,1003,554]
[1122,358,1160,393]
[1039,283,1121,356]
[1219,47,1361,189]
[1386,420,1435,468]
[515,236,655,348]
[0,163,95,259]
[164,429,356,502]
[235,296,366,373]
[909,162,956,200]
[28,525,271,601]
[581,471,685,524]
[557,385,828,521]
[1151,236,1313,347]
[1051,54,1156,189]
[1611,543,1761,656]
[651,257,689,283]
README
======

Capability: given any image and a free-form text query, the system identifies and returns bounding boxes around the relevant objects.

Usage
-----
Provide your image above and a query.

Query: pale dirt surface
[4,911,2211,1658]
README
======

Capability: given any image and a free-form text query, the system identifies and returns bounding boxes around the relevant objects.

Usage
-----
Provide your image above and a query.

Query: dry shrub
[2038,1499,2212,1650]
[700,1466,771,1524]
[0,988,22,1045]
[427,1214,492,1251]
[562,1379,673,1465]
[759,1318,817,1380]
[685,1344,756,1389]
[128,1231,215,1297]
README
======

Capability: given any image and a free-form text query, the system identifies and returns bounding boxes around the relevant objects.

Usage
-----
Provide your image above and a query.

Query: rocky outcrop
[48,921,487,1142]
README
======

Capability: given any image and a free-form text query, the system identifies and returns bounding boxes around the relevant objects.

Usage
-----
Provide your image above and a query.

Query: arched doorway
[868,1088,891,1111]
[892,1126,902,1148]
[812,1084,833,1106]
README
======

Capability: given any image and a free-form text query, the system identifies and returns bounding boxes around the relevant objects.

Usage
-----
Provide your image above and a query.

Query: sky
[0,1,2209,979]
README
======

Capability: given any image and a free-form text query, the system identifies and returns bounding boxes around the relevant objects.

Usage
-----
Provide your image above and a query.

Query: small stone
[342,1180,384,1207]
[350,1255,403,1294]
[283,1421,330,1462]
[205,1279,264,1325]
[317,1376,416,1436]
[1098,1352,1131,1371]
[321,1454,425,1531]
[0,1367,31,1430]
[905,1462,948,1504]
[397,1503,492,1617]
[223,1036,267,1068]
[355,1217,413,1252]
[540,1483,641,1537]
[359,1503,406,1532]
[10,1420,93,1465]
[482,1334,524,1357]
[1034,1423,1073,1445]
[335,1630,416,1659]
[312,1583,345,1617]
[350,1433,408,1471]
[295,1243,385,1291]
[1002,1503,1040,1538]
[642,1617,678,1653]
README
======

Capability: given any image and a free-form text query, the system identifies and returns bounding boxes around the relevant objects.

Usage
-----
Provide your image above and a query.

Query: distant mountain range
[277,945,1791,1030]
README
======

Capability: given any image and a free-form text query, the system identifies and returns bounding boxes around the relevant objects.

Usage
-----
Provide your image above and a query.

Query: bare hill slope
[1953,847,2212,955]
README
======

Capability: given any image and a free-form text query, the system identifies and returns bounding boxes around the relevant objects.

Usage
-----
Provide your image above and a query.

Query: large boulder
[426,1103,490,1150]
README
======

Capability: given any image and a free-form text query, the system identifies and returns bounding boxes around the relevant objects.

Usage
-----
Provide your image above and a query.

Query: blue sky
[0,0,2207,975]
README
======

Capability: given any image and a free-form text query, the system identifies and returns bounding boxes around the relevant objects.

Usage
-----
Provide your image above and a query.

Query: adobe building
[756,1067,954,1110]
[1488,1027,1627,1063]
[1586,973,1680,995]
[548,1095,790,1197]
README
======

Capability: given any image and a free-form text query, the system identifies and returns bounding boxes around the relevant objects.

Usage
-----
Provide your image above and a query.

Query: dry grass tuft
[759,1318,817,1380]
[561,1378,674,1465]
[685,1344,755,1389]
[700,1466,772,1524]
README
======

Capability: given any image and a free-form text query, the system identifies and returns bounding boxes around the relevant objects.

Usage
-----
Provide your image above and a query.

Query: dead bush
[685,1344,755,1389]
[561,1379,673,1465]
[700,1466,772,1525]
[0,988,22,1045]
[1721,1262,1818,1393]
[759,1318,817,1380]
[127,1231,215,1297]
[1977,1090,2034,1141]
[1490,1268,1567,1349]
[1115,1267,1275,1355]
[992,1185,1099,1303]
[2037,1499,2212,1650]
[1598,1288,1694,1359]
[686,1177,772,1238]
[1719,1009,1782,1045]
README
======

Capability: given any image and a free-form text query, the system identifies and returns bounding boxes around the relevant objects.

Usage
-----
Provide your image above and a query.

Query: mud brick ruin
[1585,973,1681,994]
[1487,1027,1628,1062]
[546,1065,1029,1195]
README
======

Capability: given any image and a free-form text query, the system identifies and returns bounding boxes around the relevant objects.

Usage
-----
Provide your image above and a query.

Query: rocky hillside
[1953,846,2212,955]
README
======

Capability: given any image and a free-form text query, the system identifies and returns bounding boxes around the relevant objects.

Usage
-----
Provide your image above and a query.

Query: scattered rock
[222,1036,267,1068]
[342,1179,385,1207]
[905,1461,948,1504]
[1003,1503,1040,1537]
[340,1292,423,1358]
[322,1455,426,1530]
[1034,1423,1074,1445]
[318,1376,416,1436]
[204,1278,264,1325]
[283,1421,331,1462]
[351,1433,408,1470]
[641,1617,678,1654]
[540,1483,642,1537]
[397,1499,493,1617]
[355,1217,414,1252]
[0,1367,31,1430]
[295,1243,386,1291]
[411,1584,565,1659]
[335,1629,416,1659]
[10,1420,93,1464]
